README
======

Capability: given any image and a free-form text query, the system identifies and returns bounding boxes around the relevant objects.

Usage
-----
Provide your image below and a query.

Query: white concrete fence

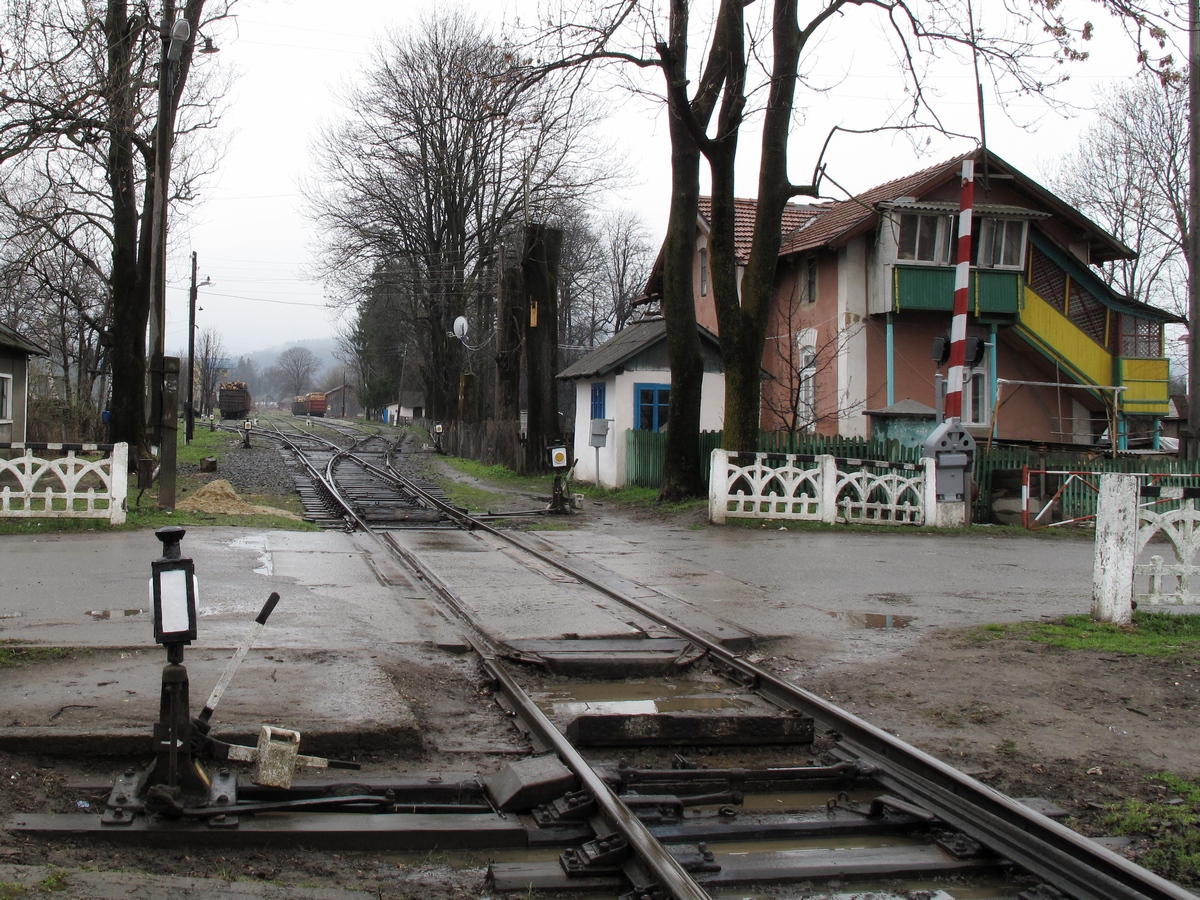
[1092,472,1200,623]
[0,442,128,525]
[709,449,935,526]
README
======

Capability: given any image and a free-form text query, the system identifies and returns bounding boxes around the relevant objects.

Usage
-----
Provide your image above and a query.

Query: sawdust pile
[178,479,301,520]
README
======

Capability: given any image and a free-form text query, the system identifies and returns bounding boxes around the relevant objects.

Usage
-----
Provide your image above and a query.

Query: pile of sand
[178,479,301,520]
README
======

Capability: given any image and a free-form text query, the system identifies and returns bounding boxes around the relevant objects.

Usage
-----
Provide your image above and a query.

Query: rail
[245,420,1198,899]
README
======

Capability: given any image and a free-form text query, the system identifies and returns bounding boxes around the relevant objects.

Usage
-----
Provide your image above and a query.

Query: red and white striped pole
[944,158,975,421]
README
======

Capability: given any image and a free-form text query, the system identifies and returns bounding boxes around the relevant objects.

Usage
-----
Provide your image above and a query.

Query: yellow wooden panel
[1018,287,1112,386]
[1119,357,1170,414]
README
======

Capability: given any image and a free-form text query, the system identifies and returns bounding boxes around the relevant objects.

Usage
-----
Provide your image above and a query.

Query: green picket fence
[625,430,920,490]
[973,445,1200,525]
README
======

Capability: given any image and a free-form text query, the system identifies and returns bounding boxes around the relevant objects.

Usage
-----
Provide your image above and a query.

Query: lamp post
[185,252,212,445]
[147,8,191,448]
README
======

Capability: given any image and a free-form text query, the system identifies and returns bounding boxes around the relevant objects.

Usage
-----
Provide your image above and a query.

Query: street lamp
[185,251,212,445]
[148,6,191,509]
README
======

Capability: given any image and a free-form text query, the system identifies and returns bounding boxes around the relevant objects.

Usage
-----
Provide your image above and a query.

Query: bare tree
[307,8,609,422]
[1053,74,1188,318]
[195,326,226,417]
[275,346,320,398]
[0,0,232,456]
[761,279,865,436]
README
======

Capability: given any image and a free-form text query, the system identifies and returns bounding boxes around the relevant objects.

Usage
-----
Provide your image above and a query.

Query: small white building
[557,317,725,488]
[0,322,46,443]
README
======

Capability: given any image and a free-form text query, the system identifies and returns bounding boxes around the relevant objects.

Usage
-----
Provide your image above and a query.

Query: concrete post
[1092,473,1139,625]
[820,455,838,524]
[708,449,728,524]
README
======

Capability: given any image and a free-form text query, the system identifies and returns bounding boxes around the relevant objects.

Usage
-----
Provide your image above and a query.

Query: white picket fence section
[0,442,128,525]
[709,449,935,526]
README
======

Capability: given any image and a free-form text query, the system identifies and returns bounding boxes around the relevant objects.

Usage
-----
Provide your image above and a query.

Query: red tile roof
[778,152,972,255]
[697,196,824,264]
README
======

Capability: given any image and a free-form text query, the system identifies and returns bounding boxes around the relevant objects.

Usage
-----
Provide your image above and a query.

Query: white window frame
[962,361,991,427]
[0,373,11,423]
[974,217,1027,269]
[796,330,817,428]
[896,212,956,265]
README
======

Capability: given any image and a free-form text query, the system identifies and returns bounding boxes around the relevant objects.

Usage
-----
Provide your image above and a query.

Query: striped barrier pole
[944,158,975,420]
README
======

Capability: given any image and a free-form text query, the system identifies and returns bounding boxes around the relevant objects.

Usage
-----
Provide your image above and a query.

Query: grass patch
[1099,773,1200,886]
[0,425,316,535]
[0,643,80,668]
[0,880,26,900]
[970,611,1200,657]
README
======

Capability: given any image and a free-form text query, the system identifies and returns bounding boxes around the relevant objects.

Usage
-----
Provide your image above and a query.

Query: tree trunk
[655,0,732,502]
[712,0,804,453]
[104,0,148,458]
[495,247,523,424]
[522,224,563,466]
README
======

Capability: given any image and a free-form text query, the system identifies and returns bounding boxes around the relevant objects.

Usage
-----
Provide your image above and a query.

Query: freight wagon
[217,382,252,420]
[291,392,327,417]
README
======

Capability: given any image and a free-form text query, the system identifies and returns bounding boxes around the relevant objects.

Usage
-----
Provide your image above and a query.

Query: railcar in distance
[291,392,327,417]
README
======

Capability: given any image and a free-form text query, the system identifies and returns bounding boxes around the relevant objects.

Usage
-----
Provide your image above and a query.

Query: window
[0,374,10,422]
[796,344,817,427]
[635,383,670,431]
[896,213,955,264]
[590,382,606,420]
[962,357,991,427]
[699,247,708,297]
[973,217,1026,268]
[1121,316,1163,358]
[800,256,817,304]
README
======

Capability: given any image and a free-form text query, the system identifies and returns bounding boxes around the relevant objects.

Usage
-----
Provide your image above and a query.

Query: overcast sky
[164,0,1158,364]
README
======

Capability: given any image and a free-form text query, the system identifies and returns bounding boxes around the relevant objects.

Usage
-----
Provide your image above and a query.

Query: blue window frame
[635,383,670,431]
[590,382,606,420]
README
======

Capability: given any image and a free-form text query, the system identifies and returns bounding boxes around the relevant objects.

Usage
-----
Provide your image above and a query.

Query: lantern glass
[151,558,197,644]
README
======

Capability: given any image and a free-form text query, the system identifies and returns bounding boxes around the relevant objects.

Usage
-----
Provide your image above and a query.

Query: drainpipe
[886,313,895,407]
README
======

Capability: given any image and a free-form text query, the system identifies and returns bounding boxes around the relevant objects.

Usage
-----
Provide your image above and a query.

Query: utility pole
[186,251,197,444]
[148,4,188,449]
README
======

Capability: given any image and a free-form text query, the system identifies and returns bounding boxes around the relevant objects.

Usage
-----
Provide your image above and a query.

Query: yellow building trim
[1019,287,1111,386]
[1119,357,1171,414]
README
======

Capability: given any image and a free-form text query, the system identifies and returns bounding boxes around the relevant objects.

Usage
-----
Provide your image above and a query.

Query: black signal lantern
[931,336,950,367]
[150,526,198,645]
[963,336,986,368]
[931,335,986,368]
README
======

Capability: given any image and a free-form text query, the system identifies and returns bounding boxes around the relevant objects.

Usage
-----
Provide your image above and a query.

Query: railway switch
[101,530,359,826]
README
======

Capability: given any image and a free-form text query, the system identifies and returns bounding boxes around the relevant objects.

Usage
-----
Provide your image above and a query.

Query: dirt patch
[177,479,300,520]
[795,627,1200,880]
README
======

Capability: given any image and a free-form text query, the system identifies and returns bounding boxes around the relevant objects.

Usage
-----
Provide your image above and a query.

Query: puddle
[826,611,914,630]
[229,534,273,576]
[539,680,753,718]
[87,608,146,620]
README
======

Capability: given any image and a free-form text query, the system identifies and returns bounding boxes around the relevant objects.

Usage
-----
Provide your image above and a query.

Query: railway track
[274,429,1200,900]
[16,421,1197,900]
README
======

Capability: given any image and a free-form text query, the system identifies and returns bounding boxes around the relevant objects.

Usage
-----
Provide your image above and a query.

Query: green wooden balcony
[892,265,1021,316]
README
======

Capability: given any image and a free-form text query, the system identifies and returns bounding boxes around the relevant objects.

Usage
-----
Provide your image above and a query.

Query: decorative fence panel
[0,442,128,524]
[1134,484,1200,606]
[709,449,935,526]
